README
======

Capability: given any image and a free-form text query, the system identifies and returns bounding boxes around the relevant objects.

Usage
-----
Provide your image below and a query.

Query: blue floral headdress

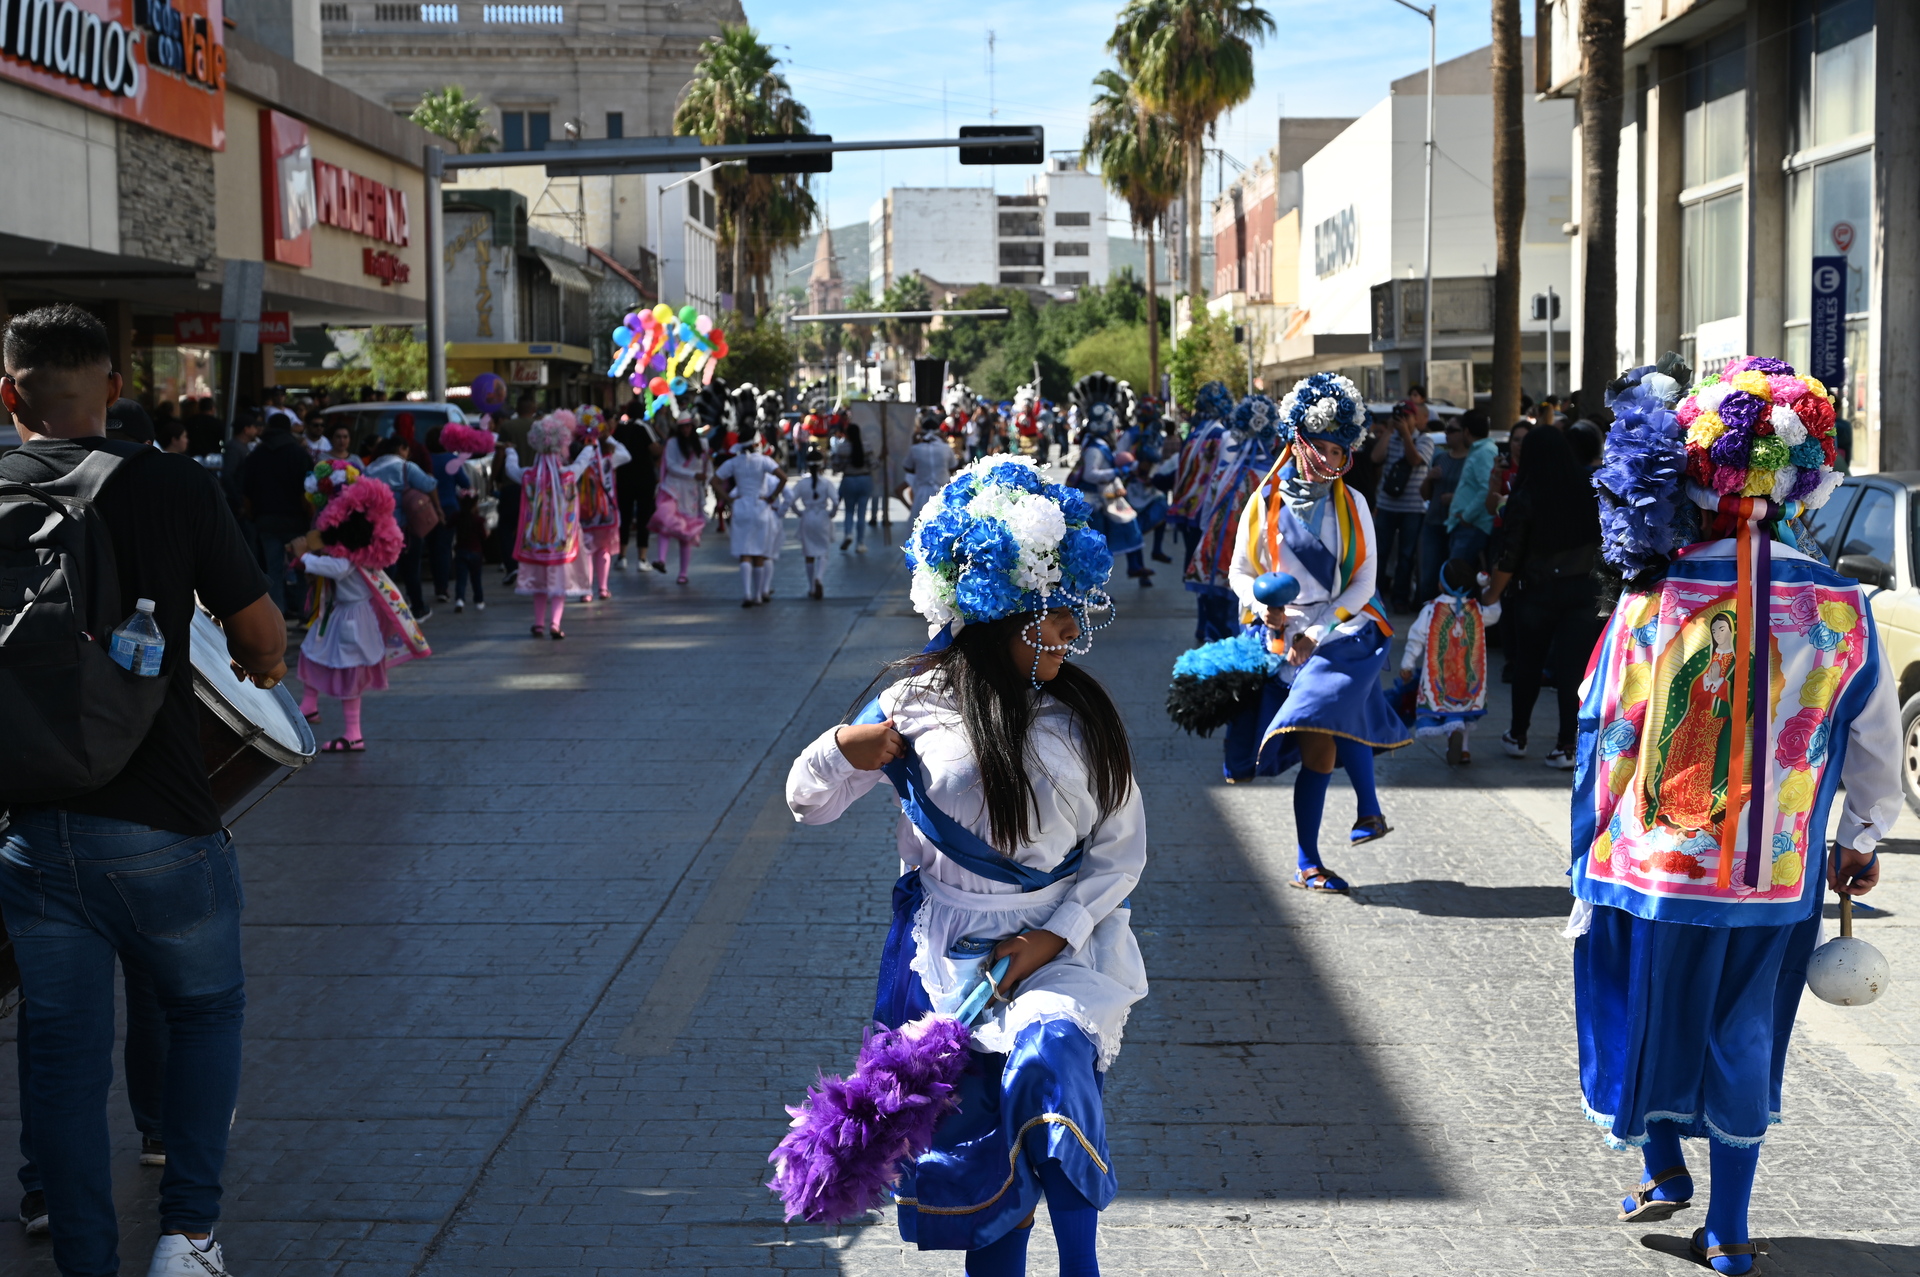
[1231,393,1280,443]
[1276,372,1369,450]
[904,457,1114,637]
[1194,381,1235,425]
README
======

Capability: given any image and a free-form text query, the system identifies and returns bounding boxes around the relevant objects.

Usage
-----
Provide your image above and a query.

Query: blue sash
[853,698,1084,891]
[1277,502,1339,592]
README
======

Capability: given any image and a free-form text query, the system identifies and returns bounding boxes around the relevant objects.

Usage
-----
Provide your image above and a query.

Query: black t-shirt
[0,438,269,834]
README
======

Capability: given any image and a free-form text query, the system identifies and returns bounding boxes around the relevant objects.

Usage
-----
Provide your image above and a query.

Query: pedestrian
[650,411,711,585]
[509,410,593,638]
[782,447,838,599]
[902,423,954,523]
[362,436,437,619]
[1399,557,1501,765]
[325,421,357,463]
[291,477,430,752]
[0,303,287,1277]
[783,456,1144,1274]
[219,408,260,509]
[1070,400,1149,585]
[240,410,316,618]
[451,492,488,612]
[1230,373,1410,891]
[715,437,785,606]
[1367,400,1434,611]
[1571,357,1891,1275]
[1415,416,1470,604]
[184,394,223,456]
[571,406,631,600]
[1184,389,1279,644]
[423,425,474,606]
[613,399,660,571]
[1478,425,1601,768]
[105,396,155,445]
[156,413,190,454]
[489,393,539,578]
[1442,409,1497,568]
[830,408,873,553]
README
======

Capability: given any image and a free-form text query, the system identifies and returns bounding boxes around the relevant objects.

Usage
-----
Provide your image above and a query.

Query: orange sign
[261,109,314,267]
[0,0,226,149]
[313,159,410,247]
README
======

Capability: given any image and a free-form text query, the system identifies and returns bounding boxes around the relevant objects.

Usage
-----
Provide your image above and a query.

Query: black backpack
[0,442,169,802]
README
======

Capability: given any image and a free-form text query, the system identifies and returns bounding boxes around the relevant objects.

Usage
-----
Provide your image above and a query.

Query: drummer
[0,304,285,1277]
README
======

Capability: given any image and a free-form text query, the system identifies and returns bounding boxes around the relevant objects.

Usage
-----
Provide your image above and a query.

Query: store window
[1678,29,1746,370]
[1784,0,1874,434]
[502,111,551,152]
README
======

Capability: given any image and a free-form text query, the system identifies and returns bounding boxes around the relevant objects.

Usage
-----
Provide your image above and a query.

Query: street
[4,508,1919,1277]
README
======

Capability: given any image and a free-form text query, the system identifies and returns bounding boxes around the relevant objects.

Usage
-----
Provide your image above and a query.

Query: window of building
[701,189,716,230]
[1054,271,1090,286]
[1683,29,1745,189]
[501,111,550,152]
[1681,193,1743,335]
[482,4,562,19]
[606,112,623,139]
[321,2,348,19]
[999,243,1043,268]
[1678,28,1747,369]
[1054,211,1090,227]
[1053,241,1090,257]
[999,270,1043,285]
[1794,0,1874,150]
[998,212,1042,238]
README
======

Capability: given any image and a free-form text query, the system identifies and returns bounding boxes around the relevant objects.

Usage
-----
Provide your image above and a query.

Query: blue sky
[741,0,1532,233]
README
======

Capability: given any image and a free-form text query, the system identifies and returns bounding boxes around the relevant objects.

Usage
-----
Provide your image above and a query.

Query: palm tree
[674,24,819,321]
[1085,66,1182,401]
[411,86,496,154]
[1491,0,1525,431]
[882,275,933,361]
[1109,0,1273,300]
[841,284,878,363]
[1578,0,1626,415]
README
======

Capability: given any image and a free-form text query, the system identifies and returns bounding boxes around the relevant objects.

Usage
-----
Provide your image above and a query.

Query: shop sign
[174,309,290,345]
[362,247,409,286]
[261,108,316,267]
[509,359,548,385]
[0,0,225,149]
[1313,205,1357,279]
[314,159,410,246]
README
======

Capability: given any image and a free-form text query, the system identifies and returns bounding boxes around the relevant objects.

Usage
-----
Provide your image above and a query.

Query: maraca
[1807,891,1889,1006]
[1253,572,1301,610]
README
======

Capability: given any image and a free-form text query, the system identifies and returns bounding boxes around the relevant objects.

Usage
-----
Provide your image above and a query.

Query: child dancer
[572,406,632,601]
[715,439,785,606]
[508,409,594,639]
[1230,373,1411,892]
[781,448,839,599]
[1398,558,1499,765]
[293,477,431,752]
[650,410,710,584]
[783,456,1144,1275]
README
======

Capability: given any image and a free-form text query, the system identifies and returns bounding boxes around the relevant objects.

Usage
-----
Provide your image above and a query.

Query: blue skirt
[874,873,1117,1251]
[1574,903,1821,1149]
[1088,506,1143,556]
[1257,620,1411,775]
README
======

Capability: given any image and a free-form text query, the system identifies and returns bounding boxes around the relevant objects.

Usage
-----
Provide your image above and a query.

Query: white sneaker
[148,1234,232,1276]
[1501,731,1528,758]
[1543,747,1577,771]
[453,598,464,612]
[476,600,486,611]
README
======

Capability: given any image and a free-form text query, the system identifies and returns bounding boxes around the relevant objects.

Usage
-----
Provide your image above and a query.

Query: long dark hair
[844,419,867,469]
[672,419,704,458]
[877,614,1133,853]
[1512,424,1599,556]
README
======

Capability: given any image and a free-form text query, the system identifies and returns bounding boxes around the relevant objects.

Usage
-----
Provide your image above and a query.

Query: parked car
[1797,472,1920,811]
[317,401,472,448]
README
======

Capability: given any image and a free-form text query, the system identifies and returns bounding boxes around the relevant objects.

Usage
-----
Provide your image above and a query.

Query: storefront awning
[534,249,594,294]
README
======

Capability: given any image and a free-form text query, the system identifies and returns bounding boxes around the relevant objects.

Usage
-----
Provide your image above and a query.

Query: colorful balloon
[678,305,698,327]
[696,315,713,336]
[653,303,675,323]
[612,326,633,346]
[669,376,688,396]
[648,376,670,396]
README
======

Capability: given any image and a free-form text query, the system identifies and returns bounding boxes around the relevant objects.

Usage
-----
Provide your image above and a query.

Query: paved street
[5,495,1920,1276]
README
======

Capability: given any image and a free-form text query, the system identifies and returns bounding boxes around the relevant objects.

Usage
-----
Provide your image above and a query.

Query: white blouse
[1230,481,1381,644]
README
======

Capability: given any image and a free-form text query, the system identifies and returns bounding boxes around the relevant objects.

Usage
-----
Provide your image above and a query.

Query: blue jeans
[1373,507,1425,608]
[1447,522,1490,570]
[839,474,873,545]
[1416,521,1452,604]
[0,810,246,1276]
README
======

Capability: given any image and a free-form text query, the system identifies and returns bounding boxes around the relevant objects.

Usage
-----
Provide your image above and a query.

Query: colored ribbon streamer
[1714,497,1772,891]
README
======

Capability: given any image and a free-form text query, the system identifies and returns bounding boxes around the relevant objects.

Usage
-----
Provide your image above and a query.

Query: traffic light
[958,125,1044,165]
[747,134,834,174]
[1531,292,1560,321]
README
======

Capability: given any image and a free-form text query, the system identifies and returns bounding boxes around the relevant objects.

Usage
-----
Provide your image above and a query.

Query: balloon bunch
[609,303,729,419]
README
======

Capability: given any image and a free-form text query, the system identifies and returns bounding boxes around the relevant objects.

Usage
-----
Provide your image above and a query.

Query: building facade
[1542,0,1915,471]
[868,161,1116,297]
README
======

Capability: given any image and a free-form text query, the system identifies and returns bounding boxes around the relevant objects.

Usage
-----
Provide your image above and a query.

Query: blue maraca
[1253,572,1300,609]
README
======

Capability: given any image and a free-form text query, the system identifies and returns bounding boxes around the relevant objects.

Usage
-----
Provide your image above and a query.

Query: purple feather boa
[767,1015,975,1223]
[1596,366,1691,575]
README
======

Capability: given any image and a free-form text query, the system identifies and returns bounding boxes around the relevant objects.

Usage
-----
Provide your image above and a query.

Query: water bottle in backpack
[109,598,165,676]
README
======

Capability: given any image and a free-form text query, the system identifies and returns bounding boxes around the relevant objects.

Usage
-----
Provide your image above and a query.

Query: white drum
[189,608,317,824]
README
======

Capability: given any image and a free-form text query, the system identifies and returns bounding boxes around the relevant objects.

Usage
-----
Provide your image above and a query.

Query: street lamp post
[1390,0,1436,391]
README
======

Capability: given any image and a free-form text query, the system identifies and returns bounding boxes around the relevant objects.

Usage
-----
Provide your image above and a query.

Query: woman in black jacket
[1480,425,1602,768]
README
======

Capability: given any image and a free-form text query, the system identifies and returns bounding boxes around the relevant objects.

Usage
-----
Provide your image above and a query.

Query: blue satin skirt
[1257,620,1411,775]
[1574,903,1821,1149]
[875,872,1117,1251]
[1088,506,1143,556]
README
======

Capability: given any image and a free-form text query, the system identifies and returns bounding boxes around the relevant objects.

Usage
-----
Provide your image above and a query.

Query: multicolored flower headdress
[1676,356,1842,511]
[1277,372,1368,450]
[527,409,577,455]
[904,457,1113,636]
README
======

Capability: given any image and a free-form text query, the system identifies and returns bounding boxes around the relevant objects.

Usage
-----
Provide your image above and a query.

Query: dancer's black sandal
[1690,1228,1766,1272]
[1617,1165,1692,1222]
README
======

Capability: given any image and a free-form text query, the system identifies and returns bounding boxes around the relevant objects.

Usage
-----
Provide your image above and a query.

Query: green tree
[1084,66,1181,399]
[1167,305,1244,409]
[674,25,818,322]
[318,326,428,396]
[1108,0,1273,297]
[723,317,796,389]
[882,275,933,360]
[1065,325,1153,391]
[841,284,878,359]
[411,86,496,154]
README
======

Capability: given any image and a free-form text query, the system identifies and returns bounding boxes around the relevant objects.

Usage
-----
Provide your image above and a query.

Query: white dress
[781,473,840,557]
[659,437,711,527]
[785,673,1148,1070]
[716,452,783,558]
[903,440,954,521]
[299,554,385,669]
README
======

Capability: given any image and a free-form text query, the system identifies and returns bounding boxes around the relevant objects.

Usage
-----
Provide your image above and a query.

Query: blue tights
[1635,1124,1759,1275]
[963,1161,1099,1276]
[1294,741,1383,871]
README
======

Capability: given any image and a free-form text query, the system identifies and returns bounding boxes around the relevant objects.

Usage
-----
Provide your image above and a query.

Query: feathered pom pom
[439,423,498,455]
[315,476,404,571]
[767,1015,973,1224]
[1595,368,1690,577]
[1172,630,1271,679]
[528,410,577,454]
[1166,631,1276,736]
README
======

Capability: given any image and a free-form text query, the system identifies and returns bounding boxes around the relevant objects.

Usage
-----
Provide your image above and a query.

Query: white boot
[148,1234,233,1276]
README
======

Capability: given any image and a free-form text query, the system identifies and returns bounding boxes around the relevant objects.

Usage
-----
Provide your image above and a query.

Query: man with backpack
[0,305,285,1277]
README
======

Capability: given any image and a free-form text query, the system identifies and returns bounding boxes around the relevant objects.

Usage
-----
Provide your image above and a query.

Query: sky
[741,0,1534,238]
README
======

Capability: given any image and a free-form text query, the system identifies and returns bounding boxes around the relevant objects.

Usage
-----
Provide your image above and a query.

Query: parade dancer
[1573,357,1897,1274]
[1185,392,1280,642]
[1167,381,1235,564]
[651,412,711,585]
[783,447,839,599]
[782,456,1144,1276]
[509,410,594,639]
[572,406,632,601]
[1398,558,1500,765]
[1068,380,1147,586]
[1230,373,1410,891]
[715,438,786,606]
[903,422,955,522]
[292,477,431,752]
